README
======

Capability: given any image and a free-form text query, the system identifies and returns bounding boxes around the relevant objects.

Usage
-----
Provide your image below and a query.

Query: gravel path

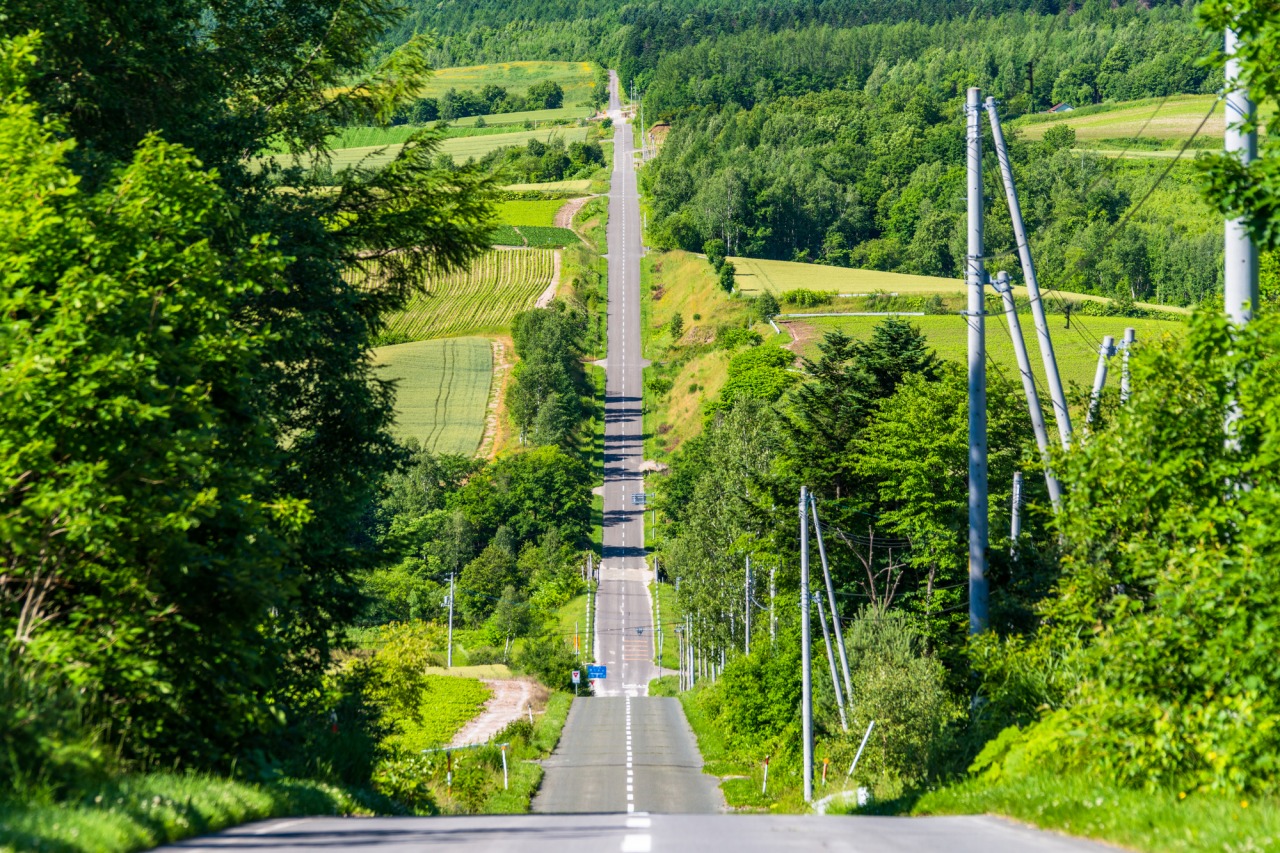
[449,678,537,747]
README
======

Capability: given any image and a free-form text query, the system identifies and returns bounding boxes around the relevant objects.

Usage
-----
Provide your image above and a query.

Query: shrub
[669,312,684,339]
[715,327,762,350]
[781,288,831,308]
[754,291,780,321]
[515,634,579,691]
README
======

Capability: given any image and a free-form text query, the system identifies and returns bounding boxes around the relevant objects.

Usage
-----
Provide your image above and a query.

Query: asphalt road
[530,71,721,815]
[159,813,1114,852]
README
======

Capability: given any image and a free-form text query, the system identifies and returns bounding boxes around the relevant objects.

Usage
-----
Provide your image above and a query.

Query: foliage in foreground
[902,772,1279,853]
[0,774,368,853]
[975,312,1280,796]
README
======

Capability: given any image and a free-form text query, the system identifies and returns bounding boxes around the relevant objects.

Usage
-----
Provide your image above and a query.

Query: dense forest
[636,7,1221,305]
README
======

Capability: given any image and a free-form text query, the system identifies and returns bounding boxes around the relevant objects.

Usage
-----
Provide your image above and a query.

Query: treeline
[640,7,1211,117]
[392,81,565,125]
[658,307,1280,800]
[387,0,1190,84]
[477,135,606,184]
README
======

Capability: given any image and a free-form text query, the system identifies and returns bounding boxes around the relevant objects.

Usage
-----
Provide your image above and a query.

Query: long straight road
[531,70,723,815]
[156,72,1117,853]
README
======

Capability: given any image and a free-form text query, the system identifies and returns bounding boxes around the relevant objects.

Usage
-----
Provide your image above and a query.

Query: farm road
[449,678,541,748]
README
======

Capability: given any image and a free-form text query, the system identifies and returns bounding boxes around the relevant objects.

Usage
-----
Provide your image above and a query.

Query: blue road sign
[587,665,607,680]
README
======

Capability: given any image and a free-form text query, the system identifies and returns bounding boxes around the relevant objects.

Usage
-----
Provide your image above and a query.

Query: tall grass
[0,774,364,853]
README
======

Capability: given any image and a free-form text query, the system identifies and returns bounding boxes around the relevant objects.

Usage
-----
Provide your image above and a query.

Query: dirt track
[449,678,545,747]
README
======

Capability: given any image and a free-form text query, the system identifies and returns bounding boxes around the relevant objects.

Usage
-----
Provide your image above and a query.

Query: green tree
[1198,1,1280,251]
[719,260,737,293]
[0,0,497,776]
[979,312,1280,795]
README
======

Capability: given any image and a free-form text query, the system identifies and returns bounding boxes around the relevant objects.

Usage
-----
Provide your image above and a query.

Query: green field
[385,674,491,753]
[375,249,556,339]
[373,338,493,456]
[731,256,956,296]
[327,126,590,170]
[793,314,1184,390]
[417,61,601,108]
[731,255,1188,315]
[497,198,569,227]
[1012,94,1274,152]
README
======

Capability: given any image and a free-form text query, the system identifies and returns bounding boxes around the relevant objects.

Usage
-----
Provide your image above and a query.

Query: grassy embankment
[639,250,780,459]
[840,773,1280,852]
[649,581,680,670]
[0,776,375,853]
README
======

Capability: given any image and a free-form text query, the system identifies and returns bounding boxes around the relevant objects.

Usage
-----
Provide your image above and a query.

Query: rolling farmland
[373,338,494,456]
[790,314,1185,390]
[415,61,600,108]
[731,255,1188,315]
[731,256,956,296]
[328,126,590,170]
[374,249,556,340]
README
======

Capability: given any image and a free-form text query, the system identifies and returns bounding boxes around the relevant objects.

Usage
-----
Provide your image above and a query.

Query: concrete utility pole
[1010,471,1023,556]
[967,87,990,636]
[744,556,752,656]
[1086,336,1117,426]
[799,487,814,803]
[809,496,853,706]
[994,271,1062,510]
[986,97,1072,448]
[1120,328,1136,404]
[1224,28,1259,325]
[447,571,455,668]
[813,591,848,732]
[769,566,777,647]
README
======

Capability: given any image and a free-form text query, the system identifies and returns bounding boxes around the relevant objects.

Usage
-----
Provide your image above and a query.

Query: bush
[515,634,580,692]
[669,312,684,339]
[715,327,762,350]
[781,288,831,308]
[754,291,780,321]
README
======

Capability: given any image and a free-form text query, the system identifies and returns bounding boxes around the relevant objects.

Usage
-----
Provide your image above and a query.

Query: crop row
[382,249,555,341]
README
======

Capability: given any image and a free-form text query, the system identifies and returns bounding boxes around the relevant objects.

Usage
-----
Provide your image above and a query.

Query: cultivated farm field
[791,314,1185,390]
[497,198,569,227]
[327,126,590,170]
[731,255,1188,315]
[731,256,956,296]
[374,338,494,456]
[416,61,601,108]
[1012,94,1273,151]
[369,249,555,340]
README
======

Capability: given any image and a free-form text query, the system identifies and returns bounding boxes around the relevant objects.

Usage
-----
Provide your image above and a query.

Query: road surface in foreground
[158,813,1115,852]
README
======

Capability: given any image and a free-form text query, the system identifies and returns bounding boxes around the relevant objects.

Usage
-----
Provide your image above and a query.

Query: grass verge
[649,581,680,670]
[0,774,371,853]
[676,687,808,814]
[480,691,574,813]
[888,772,1280,852]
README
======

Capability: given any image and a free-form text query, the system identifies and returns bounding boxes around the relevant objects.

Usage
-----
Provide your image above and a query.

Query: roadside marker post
[762,756,770,795]
[501,744,509,790]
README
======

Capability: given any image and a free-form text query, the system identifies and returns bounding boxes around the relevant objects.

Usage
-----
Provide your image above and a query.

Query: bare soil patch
[448,677,549,748]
